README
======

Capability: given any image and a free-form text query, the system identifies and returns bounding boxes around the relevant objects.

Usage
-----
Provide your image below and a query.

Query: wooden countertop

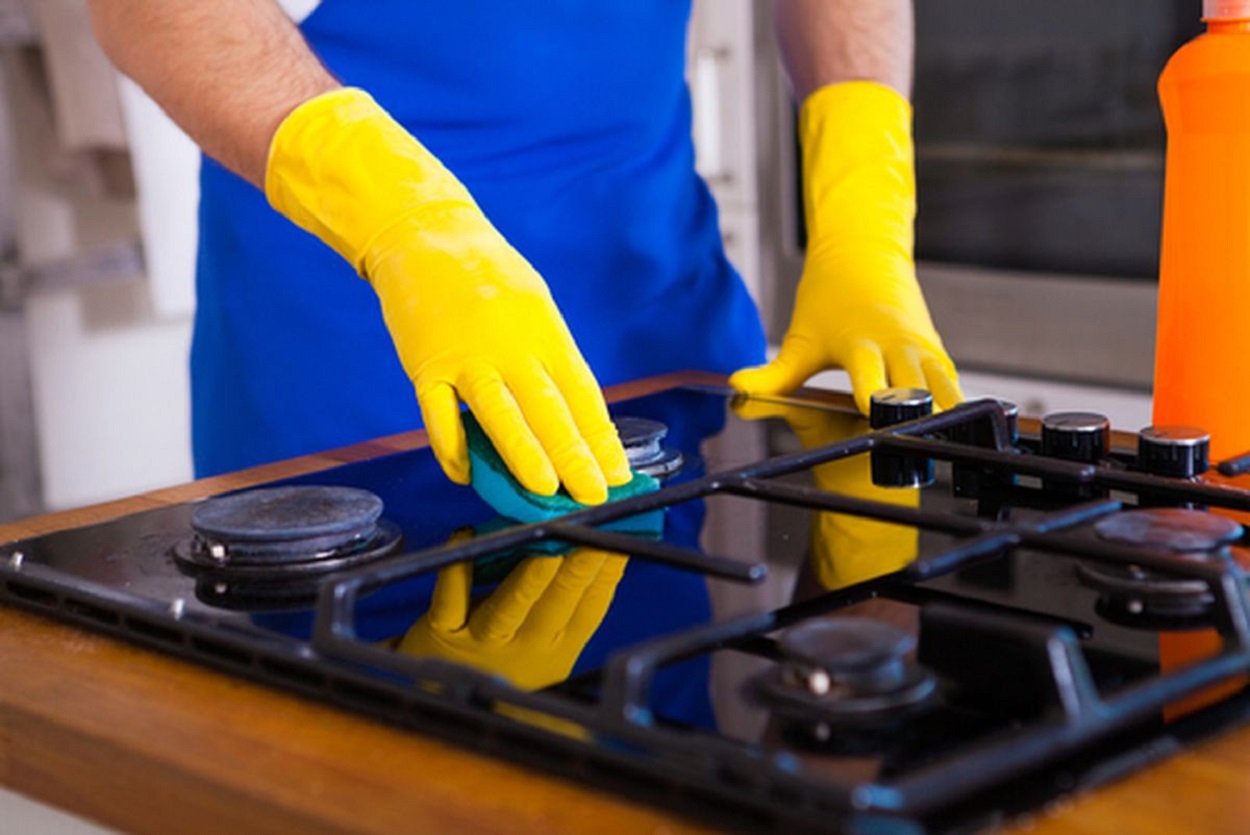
[1,372,1248,834]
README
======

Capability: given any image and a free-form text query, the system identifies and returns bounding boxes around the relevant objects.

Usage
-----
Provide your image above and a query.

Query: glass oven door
[755,0,1201,392]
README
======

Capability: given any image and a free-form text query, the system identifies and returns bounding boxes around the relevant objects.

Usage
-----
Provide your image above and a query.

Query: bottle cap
[1205,0,1250,20]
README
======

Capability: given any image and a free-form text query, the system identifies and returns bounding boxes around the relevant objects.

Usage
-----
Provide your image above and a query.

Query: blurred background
[0,0,1198,525]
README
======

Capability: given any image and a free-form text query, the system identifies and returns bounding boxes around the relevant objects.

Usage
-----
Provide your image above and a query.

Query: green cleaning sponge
[463,413,661,526]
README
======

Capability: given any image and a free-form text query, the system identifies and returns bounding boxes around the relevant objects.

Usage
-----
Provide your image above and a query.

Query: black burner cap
[176,485,401,580]
[193,485,383,542]
[190,486,388,565]
[1093,508,1243,552]
[616,416,667,454]
[613,415,683,477]
[753,618,935,725]
[780,618,915,674]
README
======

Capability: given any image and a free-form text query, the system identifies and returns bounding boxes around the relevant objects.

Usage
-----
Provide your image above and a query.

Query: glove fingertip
[846,344,887,416]
[584,425,632,487]
[727,366,765,392]
[437,449,471,486]
[851,388,875,417]
[566,473,609,507]
[427,562,473,631]
[730,360,805,397]
[921,358,965,411]
[418,384,470,484]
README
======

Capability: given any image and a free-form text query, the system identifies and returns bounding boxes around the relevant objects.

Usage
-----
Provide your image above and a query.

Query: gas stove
[4,380,1250,833]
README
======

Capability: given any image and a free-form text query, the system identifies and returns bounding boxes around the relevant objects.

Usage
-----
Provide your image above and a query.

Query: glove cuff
[265,87,478,274]
[798,81,915,251]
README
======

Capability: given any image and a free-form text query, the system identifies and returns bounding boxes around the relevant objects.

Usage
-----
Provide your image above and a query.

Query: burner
[616,416,684,478]
[753,618,936,726]
[1075,508,1244,624]
[172,486,403,587]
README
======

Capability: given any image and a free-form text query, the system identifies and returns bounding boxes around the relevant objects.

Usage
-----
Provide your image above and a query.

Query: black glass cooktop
[4,384,1250,833]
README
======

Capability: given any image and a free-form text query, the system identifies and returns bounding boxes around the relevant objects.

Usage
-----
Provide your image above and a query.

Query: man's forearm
[773,0,913,102]
[89,0,338,186]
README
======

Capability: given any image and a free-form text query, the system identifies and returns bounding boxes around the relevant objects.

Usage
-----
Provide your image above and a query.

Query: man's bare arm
[772,0,913,101]
[88,0,339,186]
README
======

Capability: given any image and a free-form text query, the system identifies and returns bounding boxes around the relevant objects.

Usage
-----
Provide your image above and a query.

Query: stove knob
[869,388,934,429]
[1138,425,1210,478]
[950,399,1020,448]
[869,388,935,488]
[950,399,1021,500]
[997,400,1021,446]
[1040,411,1111,463]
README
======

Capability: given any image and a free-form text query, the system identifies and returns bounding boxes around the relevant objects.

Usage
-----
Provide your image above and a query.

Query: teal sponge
[463,413,661,526]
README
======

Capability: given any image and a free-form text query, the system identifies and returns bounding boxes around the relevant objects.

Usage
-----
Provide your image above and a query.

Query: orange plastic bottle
[1153,1,1250,460]
[1154,1,1250,718]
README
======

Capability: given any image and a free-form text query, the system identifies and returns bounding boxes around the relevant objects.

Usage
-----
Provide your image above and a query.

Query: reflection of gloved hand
[730,82,961,416]
[732,397,918,590]
[266,88,631,505]
[398,547,628,690]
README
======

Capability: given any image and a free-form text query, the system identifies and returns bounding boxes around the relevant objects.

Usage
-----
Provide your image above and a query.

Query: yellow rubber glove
[398,547,628,691]
[732,396,919,591]
[265,88,632,504]
[730,82,961,416]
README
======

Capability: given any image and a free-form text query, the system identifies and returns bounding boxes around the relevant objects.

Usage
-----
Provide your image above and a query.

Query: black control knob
[951,400,1021,501]
[869,388,935,488]
[950,399,1020,448]
[870,388,934,429]
[1040,412,1111,463]
[1138,425,1210,479]
[996,400,1021,446]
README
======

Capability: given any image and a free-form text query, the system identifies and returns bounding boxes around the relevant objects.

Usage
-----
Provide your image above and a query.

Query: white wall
[25,283,192,509]
[13,58,195,511]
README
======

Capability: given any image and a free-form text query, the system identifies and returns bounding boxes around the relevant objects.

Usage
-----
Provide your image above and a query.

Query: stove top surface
[5,383,1250,833]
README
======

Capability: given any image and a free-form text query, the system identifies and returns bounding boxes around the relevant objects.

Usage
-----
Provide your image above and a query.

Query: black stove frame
[4,391,1250,833]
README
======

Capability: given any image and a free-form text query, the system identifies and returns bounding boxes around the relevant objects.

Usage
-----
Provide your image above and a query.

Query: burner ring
[752,663,937,726]
[172,485,402,589]
[172,518,403,581]
[751,618,937,725]
[1092,594,1220,631]
[1074,561,1213,605]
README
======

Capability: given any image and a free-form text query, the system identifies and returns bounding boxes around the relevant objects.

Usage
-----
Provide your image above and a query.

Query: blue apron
[192,0,766,476]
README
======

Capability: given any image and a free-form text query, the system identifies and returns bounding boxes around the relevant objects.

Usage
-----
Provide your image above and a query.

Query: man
[88,0,960,504]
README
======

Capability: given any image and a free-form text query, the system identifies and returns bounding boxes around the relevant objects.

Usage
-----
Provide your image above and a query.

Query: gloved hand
[398,546,628,691]
[266,88,632,505]
[730,82,961,416]
[732,396,919,591]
